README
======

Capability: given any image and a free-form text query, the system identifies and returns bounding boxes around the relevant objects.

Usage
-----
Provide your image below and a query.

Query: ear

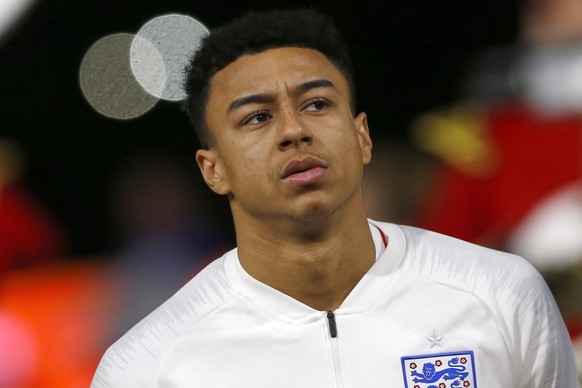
[354,112,373,165]
[195,148,231,195]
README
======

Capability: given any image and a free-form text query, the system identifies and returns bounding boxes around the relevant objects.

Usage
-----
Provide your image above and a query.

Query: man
[91,9,578,387]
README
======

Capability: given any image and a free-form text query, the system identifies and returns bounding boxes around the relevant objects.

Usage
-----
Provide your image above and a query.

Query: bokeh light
[79,33,159,120]
[0,0,37,43]
[79,14,208,120]
[131,14,209,101]
[0,313,37,387]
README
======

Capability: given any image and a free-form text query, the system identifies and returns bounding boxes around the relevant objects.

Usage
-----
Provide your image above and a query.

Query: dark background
[0,0,519,255]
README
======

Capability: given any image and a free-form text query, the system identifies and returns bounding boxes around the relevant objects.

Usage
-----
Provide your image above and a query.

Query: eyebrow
[227,93,273,113]
[226,79,336,114]
[295,79,336,94]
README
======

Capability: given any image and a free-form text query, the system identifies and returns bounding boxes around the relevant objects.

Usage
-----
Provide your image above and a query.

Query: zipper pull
[327,311,338,338]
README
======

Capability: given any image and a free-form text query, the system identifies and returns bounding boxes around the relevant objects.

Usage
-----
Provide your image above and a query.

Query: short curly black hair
[181,8,356,148]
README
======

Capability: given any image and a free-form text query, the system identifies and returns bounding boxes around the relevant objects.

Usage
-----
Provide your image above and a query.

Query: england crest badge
[401,351,477,388]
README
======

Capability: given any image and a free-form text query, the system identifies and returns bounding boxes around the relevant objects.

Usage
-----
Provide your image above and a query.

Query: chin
[288,201,340,223]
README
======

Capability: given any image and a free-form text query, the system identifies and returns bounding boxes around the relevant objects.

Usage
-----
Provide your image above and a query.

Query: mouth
[281,157,328,185]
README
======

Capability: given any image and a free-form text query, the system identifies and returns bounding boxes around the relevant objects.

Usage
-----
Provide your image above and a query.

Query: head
[182,8,356,149]
[181,9,372,230]
[521,0,582,45]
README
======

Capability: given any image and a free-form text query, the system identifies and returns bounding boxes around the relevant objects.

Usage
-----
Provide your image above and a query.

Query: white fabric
[91,221,578,388]
[509,182,582,270]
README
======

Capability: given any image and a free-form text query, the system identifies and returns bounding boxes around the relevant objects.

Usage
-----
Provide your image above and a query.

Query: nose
[277,108,312,151]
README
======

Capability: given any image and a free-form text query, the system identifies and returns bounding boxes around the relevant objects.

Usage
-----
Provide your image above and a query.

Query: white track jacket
[91,221,579,387]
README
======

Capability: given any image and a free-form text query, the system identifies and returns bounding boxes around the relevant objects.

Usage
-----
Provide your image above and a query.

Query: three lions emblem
[401,351,476,388]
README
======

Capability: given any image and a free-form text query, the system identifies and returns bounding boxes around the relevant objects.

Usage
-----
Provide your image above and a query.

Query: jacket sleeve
[90,333,161,388]
[507,262,579,387]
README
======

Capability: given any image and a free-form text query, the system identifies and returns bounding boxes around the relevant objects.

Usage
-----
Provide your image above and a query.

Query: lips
[281,157,328,184]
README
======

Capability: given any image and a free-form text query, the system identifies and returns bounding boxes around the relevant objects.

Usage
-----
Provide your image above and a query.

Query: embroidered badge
[401,351,477,388]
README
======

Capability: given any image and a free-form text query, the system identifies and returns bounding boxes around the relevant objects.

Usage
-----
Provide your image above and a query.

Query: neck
[233,199,375,311]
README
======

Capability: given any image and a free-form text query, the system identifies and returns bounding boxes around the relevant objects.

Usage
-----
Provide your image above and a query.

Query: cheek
[234,138,262,166]
[223,138,269,183]
[330,124,362,158]
[336,133,367,176]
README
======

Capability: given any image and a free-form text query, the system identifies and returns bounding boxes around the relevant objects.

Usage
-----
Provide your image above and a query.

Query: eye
[242,111,272,125]
[303,98,331,112]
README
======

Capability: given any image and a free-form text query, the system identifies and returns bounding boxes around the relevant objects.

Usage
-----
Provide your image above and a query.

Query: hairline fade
[181,8,357,149]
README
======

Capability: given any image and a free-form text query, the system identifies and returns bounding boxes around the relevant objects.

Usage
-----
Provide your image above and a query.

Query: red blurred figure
[414,0,582,262]
[413,0,582,269]
[0,139,67,274]
[411,0,582,378]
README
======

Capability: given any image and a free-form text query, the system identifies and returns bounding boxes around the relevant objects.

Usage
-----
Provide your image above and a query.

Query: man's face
[197,47,372,224]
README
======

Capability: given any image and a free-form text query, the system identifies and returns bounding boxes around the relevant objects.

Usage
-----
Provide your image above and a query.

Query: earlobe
[195,149,231,195]
[354,112,373,165]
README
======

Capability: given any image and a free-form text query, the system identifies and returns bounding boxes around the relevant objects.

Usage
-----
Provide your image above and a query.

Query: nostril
[280,140,293,148]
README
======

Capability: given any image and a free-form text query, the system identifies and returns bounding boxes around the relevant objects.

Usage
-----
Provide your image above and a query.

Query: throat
[238,228,376,311]
[290,266,363,311]
[234,206,377,310]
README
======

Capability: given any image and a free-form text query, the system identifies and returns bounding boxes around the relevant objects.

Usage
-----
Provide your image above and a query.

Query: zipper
[327,311,338,338]
[326,311,344,388]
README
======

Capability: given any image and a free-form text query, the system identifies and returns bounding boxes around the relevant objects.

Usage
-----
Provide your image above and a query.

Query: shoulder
[384,223,578,385]
[91,251,236,387]
[396,224,546,300]
[394,224,567,344]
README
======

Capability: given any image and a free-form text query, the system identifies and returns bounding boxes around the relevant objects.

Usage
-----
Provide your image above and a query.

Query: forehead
[207,47,350,110]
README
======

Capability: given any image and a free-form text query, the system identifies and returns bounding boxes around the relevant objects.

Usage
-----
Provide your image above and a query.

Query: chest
[156,282,514,388]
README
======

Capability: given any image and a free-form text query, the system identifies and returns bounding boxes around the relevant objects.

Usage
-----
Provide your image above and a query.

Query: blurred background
[1,0,581,385]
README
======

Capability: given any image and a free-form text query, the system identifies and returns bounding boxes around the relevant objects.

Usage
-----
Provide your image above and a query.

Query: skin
[521,0,582,45]
[196,47,375,311]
